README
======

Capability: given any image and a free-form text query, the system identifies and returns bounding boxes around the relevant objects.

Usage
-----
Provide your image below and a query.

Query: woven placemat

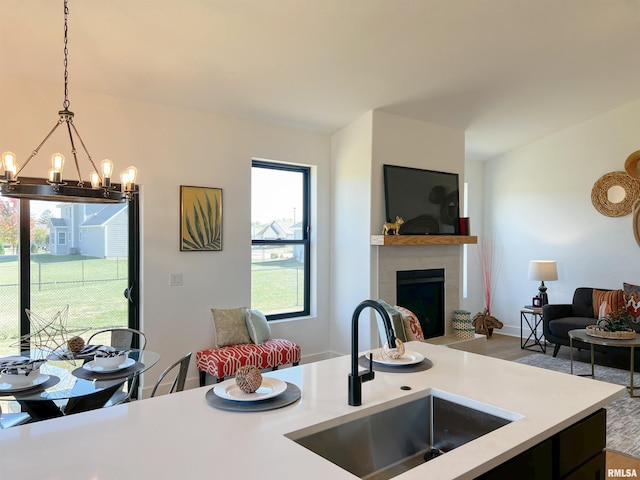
[71,362,144,380]
[205,382,301,412]
[591,171,640,217]
[358,355,433,373]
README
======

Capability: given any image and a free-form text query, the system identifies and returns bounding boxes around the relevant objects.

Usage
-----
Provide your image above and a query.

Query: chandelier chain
[63,0,70,110]
[0,0,137,202]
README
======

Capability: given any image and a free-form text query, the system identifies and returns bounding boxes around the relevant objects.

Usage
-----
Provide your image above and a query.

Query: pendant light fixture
[1,0,137,203]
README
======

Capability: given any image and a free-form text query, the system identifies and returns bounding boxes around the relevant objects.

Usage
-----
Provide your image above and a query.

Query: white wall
[483,99,640,337]
[330,112,374,355]
[0,76,332,391]
[330,111,465,355]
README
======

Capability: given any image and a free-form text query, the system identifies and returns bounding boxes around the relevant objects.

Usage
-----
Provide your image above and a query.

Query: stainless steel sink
[285,389,522,480]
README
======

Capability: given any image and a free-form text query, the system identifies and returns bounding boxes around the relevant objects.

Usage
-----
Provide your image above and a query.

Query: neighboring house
[254,221,292,240]
[48,217,70,256]
[49,204,128,258]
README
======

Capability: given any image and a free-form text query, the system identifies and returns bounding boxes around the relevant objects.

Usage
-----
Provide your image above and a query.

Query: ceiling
[2,0,640,161]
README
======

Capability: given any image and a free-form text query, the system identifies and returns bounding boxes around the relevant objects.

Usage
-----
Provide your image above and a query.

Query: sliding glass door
[0,197,139,355]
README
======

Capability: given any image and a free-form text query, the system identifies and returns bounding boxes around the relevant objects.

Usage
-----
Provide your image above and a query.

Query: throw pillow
[394,305,425,341]
[211,307,251,347]
[246,309,271,344]
[376,300,408,343]
[623,282,640,326]
[592,289,624,318]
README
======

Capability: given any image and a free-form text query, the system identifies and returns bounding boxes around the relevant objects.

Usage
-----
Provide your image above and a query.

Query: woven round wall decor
[625,150,640,179]
[591,171,640,217]
[634,200,640,247]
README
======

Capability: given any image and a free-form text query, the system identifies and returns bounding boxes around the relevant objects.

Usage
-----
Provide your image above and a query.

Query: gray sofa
[543,287,606,357]
[543,287,640,362]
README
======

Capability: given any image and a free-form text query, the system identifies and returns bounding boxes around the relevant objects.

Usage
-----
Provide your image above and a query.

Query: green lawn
[0,253,303,355]
[0,255,128,355]
[251,258,305,315]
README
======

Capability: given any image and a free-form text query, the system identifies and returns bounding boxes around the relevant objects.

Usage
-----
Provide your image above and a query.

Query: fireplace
[397,269,445,339]
[374,243,461,338]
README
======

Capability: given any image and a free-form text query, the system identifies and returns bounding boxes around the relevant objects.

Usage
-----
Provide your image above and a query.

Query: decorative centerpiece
[472,237,503,338]
[587,309,637,339]
[381,338,405,360]
[67,335,85,353]
[235,365,263,393]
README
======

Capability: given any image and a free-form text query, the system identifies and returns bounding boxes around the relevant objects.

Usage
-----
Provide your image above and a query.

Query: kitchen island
[0,341,624,479]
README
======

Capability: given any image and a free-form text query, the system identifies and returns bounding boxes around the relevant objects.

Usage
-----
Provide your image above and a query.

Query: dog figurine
[382,216,404,235]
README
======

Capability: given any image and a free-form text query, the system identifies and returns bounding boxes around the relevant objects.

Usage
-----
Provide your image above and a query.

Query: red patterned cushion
[196,338,301,380]
[623,282,640,327]
[394,306,425,341]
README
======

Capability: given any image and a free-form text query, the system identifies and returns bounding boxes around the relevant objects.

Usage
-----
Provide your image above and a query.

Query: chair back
[87,328,147,350]
[85,328,147,405]
[150,352,192,398]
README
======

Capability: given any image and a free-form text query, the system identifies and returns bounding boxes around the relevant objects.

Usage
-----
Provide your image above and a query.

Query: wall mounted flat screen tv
[383,164,460,235]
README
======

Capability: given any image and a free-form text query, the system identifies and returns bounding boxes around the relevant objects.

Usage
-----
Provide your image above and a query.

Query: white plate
[0,374,50,392]
[213,377,287,402]
[82,357,135,373]
[371,350,425,366]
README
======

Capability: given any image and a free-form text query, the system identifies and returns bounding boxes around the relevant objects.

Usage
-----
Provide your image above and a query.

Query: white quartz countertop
[0,342,624,480]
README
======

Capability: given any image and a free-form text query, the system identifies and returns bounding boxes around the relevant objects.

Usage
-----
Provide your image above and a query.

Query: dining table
[0,348,160,421]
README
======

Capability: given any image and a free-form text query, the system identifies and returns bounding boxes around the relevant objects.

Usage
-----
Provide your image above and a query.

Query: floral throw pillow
[394,306,425,342]
[623,283,640,327]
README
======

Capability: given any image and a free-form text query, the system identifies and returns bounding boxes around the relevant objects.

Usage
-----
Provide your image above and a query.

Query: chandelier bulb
[90,172,100,189]
[51,153,65,172]
[101,159,113,188]
[50,153,65,183]
[2,151,18,181]
[126,166,137,184]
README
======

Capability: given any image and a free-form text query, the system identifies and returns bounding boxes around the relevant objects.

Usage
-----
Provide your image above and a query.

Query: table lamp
[528,260,558,305]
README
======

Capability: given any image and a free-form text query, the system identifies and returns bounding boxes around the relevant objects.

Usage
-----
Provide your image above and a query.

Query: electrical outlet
[169,273,183,286]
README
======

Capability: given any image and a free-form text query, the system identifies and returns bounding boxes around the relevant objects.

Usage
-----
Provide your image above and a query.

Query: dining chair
[150,352,191,398]
[86,327,147,406]
[0,412,31,429]
[87,327,147,351]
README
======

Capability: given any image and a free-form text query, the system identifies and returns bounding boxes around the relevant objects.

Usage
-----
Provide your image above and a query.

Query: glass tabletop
[0,349,160,401]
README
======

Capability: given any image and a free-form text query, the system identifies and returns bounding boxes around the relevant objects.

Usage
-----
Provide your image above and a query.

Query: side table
[521,307,546,353]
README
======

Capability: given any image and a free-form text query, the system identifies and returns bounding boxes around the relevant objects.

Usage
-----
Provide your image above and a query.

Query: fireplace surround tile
[375,245,461,337]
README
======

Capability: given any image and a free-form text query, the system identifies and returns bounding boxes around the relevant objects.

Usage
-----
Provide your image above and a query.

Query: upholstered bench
[196,338,300,386]
[196,307,301,386]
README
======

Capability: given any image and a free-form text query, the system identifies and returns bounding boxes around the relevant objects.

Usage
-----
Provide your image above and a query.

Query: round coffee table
[568,328,640,397]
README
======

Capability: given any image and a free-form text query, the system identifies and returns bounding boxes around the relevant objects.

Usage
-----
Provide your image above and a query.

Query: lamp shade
[527,260,558,281]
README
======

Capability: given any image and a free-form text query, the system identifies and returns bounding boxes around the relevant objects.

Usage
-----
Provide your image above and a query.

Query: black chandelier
[1,0,137,203]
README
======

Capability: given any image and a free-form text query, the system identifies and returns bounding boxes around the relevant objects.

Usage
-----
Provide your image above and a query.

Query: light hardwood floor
[482,332,540,361]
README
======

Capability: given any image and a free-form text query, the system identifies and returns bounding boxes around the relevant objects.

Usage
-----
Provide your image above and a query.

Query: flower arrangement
[586,309,637,339]
[598,309,634,333]
[472,236,504,337]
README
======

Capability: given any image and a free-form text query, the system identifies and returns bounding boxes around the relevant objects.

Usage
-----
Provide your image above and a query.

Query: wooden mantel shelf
[371,235,478,246]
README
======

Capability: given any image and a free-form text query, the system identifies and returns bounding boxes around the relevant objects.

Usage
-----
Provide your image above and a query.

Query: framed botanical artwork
[180,185,222,251]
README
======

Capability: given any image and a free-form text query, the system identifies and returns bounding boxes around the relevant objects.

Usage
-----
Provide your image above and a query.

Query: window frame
[16,193,140,345]
[251,160,310,320]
